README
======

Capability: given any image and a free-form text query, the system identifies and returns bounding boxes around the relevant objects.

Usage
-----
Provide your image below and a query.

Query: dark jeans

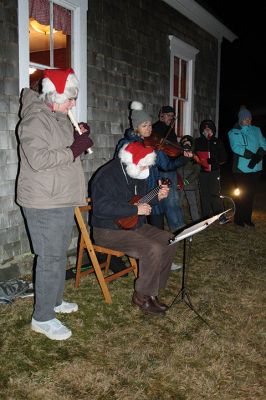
[160,171,185,232]
[234,172,261,224]
[93,224,178,297]
[23,207,74,321]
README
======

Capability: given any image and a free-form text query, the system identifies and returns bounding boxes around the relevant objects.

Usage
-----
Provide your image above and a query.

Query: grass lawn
[0,178,265,400]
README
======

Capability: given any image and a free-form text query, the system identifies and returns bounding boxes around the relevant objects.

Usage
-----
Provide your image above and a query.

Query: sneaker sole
[54,306,78,314]
[31,324,72,340]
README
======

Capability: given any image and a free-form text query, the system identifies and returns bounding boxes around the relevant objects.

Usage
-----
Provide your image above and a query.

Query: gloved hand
[257,147,266,157]
[248,153,263,169]
[69,133,93,160]
[78,122,90,135]
[244,149,254,159]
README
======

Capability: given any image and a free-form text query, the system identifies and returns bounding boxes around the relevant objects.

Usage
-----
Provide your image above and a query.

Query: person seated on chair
[91,141,179,316]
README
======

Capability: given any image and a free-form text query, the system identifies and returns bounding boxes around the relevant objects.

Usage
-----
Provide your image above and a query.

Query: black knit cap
[180,135,194,147]
[199,119,216,135]
[160,105,175,114]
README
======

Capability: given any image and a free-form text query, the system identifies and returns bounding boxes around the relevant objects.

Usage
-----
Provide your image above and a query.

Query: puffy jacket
[195,122,227,172]
[114,129,187,214]
[228,124,266,173]
[16,89,86,208]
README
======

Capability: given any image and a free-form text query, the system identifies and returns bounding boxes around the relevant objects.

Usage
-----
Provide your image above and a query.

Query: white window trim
[169,35,199,136]
[18,0,88,121]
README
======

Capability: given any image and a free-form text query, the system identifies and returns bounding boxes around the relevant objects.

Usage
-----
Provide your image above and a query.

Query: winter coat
[16,89,86,208]
[91,158,158,230]
[177,159,200,190]
[114,129,187,214]
[228,123,266,173]
[152,120,177,144]
[194,131,227,173]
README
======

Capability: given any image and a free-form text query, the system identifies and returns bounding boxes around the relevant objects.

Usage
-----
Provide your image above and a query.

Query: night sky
[196,0,266,137]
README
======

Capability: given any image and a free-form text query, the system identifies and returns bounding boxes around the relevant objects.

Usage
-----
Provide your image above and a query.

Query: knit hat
[238,106,252,123]
[41,68,79,104]
[118,142,156,179]
[180,135,194,149]
[160,105,175,114]
[130,101,152,130]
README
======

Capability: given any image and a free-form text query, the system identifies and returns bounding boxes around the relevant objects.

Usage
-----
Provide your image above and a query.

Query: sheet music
[169,210,231,245]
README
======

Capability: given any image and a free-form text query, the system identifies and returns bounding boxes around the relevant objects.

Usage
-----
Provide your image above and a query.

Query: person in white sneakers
[16,68,93,340]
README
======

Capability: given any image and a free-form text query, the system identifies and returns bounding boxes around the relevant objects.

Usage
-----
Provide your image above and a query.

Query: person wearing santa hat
[91,141,179,316]
[114,101,192,272]
[16,68,93,340]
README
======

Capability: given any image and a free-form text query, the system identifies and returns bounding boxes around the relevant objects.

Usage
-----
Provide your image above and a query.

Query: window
[18,0,88,121]
[169,36,199,138]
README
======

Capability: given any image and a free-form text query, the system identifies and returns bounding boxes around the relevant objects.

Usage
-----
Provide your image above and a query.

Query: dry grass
[1,180,266,400]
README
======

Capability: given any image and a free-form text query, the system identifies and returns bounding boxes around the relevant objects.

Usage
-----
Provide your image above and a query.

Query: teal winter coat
[228,124,266,173]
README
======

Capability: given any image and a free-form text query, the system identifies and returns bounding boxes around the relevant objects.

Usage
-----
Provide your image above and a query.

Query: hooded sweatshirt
[16,89,86,208]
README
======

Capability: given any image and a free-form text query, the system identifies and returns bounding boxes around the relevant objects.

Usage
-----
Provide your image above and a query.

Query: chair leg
[105,254,112,273]
[75,237,85,288]
[89,250,112,304]
[129,257,138,277]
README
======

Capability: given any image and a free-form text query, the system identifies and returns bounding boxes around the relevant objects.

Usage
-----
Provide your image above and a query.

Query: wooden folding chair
[74,198,138,303]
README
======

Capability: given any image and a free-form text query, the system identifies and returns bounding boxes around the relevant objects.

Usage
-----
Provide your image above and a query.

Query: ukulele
[116,178,171,230]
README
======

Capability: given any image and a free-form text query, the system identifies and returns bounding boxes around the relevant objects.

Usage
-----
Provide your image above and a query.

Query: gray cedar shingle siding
[0,0,218,272]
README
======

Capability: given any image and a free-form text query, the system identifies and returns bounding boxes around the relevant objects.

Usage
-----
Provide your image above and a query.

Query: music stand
[168,210,231,332]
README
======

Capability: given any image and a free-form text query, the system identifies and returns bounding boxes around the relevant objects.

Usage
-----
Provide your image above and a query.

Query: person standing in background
[228,106,266,227]
[177,135,201,222]
[194,119,228,223]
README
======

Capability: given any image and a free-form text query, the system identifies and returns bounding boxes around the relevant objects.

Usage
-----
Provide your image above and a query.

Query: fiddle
[143,133,184,157]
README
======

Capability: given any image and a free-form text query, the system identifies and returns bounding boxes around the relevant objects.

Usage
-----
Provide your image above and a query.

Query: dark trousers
[199,169,224,218]
[93,224,178,297]
[234,172,260,224]
[147,214,165,230]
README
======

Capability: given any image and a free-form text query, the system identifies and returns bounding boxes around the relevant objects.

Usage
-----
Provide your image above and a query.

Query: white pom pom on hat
[131,101,144,111]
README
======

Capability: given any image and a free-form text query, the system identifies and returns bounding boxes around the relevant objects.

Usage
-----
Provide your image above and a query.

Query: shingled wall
[0,0,218,278]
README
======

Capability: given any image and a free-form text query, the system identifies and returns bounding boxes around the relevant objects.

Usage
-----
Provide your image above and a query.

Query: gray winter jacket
[16,89,86,208]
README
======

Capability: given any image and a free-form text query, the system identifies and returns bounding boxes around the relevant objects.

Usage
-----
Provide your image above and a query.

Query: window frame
[18,0,88,121]
[169,35,199,138]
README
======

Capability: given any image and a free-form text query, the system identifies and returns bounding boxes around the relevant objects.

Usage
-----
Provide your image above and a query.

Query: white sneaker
[54,300,78,314]
[171,262,183,271]
[31,318,72,340]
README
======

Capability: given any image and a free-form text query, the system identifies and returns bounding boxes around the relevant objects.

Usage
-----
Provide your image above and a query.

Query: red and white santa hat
[118,142,156,178]
[41,68,79,104]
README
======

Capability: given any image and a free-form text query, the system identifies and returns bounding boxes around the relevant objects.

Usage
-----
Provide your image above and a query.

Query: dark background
[196,0,266,135]
[196,0,266,177]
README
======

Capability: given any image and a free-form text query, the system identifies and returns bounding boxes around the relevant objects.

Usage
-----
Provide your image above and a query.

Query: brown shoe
[132,291,165,316]
[150,296,169,311]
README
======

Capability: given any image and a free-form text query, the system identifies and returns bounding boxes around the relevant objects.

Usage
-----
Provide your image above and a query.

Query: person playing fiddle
[152,106,190,240]
[91,141,179,316]
[115,102,192,234]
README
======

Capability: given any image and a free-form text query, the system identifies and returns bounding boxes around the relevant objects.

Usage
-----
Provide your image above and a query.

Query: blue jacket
[228,124,266,173]
[114,128,187,214]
